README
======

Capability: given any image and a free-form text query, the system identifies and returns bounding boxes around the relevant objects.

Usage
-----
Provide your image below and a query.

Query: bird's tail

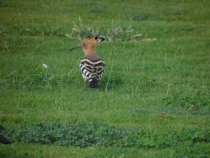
[89,78,98,88]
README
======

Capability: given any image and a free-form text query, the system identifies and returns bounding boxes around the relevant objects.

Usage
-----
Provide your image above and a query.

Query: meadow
[0,0,210,157]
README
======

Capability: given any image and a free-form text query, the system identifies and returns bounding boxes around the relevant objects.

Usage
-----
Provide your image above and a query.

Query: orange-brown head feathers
[70,37,105,55]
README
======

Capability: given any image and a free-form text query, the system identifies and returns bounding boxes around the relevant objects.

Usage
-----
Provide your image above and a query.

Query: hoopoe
[70,37,105,88]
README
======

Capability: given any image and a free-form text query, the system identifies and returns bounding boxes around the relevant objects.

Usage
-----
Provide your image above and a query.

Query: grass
[0,0,210,157]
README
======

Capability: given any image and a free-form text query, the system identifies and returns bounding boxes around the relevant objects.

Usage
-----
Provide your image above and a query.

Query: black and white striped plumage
[80,57,105,88]
[70,37,105,88]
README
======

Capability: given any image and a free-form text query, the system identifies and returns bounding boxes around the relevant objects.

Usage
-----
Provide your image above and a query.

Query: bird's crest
[70,37,105,51]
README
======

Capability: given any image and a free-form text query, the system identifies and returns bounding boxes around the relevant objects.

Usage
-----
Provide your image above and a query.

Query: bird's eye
[83,43,86,46]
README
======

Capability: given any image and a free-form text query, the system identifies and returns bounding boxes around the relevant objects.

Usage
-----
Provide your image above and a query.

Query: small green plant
[159,91,210,115]
[1,121,210,156]
[173,142,210,158]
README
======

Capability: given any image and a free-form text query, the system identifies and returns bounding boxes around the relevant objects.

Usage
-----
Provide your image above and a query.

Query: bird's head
[70,37,105,54]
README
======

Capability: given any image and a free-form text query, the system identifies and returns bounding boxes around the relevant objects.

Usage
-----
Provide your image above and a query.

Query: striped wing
[80,58,104,82]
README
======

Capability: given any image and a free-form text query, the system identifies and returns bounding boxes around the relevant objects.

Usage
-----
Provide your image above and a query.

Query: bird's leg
[83,78,87,89]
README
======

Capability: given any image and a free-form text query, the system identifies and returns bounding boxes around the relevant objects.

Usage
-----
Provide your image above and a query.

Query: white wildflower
[42,63,48,69]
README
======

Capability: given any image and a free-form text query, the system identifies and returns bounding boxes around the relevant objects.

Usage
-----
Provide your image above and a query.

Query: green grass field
[0,0,210,157]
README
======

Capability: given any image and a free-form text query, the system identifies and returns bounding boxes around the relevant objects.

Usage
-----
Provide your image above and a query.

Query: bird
[0,125,11,144]
[70,36,105,88]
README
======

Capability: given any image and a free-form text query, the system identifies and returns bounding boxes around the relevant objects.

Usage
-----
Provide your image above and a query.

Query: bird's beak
[70,45,82,51]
